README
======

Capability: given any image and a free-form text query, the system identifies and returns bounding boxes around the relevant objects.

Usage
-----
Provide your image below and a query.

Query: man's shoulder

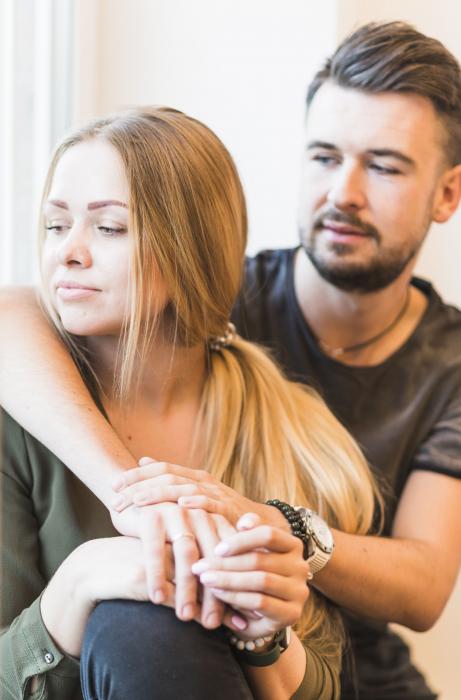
[412,277,461,353]
[243,247,297,290]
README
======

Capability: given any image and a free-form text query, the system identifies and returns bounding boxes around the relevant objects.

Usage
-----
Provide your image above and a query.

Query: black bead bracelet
[266,499,311,559]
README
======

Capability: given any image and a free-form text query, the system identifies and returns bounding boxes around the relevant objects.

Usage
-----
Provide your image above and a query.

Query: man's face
[298,82,448,292]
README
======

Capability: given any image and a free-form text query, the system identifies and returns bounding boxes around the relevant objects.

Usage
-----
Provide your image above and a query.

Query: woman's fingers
[200,570,303,602]
[192,551,304,578]
[138,508,167,604]
[214,524,304,557]
[187,509,226,629]
[210,588,301,624]
[166,507,201,622]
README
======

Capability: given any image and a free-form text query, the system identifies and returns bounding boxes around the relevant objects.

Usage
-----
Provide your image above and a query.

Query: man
[1,20,460,700]
[232,21,461,699]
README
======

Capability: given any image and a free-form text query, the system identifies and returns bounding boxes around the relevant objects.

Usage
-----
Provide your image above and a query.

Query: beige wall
[73,2,461,697]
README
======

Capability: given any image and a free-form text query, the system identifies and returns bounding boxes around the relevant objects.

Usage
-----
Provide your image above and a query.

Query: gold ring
[171,532,195,544]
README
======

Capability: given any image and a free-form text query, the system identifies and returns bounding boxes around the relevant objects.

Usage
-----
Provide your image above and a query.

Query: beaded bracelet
[266,499,312,560]
[228,633,275,652]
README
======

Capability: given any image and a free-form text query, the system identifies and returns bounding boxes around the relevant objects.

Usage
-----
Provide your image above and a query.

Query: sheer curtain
[0,0,74,285]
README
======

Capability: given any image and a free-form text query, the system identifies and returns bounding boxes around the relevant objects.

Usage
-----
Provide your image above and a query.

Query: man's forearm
[313,529,453,631]
[0,287,134,506]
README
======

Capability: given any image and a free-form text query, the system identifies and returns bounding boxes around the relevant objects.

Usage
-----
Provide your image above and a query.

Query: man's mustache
[313,209,381,243]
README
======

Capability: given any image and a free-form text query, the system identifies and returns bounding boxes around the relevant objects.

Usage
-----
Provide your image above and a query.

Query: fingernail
[139,456,153,466]
[214,542,229,556]
[191,560,209,574]
[237,513,258,530]
[200,572,217,584]
[112,478,125,492]
[251,610,264,619]
[111,494,126,510]
[181,603,195,620]
[205,612,221,628]
[231,615,247,631]
[178,497,192,506]
[153,589,165,604]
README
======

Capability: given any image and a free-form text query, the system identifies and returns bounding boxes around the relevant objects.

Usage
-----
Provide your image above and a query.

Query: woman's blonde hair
[39,107,381,656]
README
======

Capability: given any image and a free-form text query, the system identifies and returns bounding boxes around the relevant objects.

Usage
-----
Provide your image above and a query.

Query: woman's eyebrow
[87,200,128,210]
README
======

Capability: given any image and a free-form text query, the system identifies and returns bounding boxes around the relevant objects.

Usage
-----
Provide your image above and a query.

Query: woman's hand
[193,513,311,641]
[111,457,290,532]
[111,500,237,629]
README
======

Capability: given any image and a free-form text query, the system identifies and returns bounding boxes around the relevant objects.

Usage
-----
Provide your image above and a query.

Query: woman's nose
[56,224,93,268]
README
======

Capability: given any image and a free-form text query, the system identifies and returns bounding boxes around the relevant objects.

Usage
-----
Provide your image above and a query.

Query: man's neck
[293,248,428,366]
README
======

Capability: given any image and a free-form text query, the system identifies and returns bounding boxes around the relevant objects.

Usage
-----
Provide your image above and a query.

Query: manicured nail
[237,513,259,530]
[251,610,264,618]
[181,603,195,620]
[153,589,165,604]
[205,612,221,628]
[139,456,153,466]
[214,542,229,556]
[112,477,125,492]
[231,615,247,631]
[191,560,209,574]
[200,572,217,584]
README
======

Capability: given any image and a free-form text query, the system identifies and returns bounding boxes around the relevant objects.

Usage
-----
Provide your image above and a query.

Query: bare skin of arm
[0,286,134,505]
[2,287,460,633]
[314,470,461,631]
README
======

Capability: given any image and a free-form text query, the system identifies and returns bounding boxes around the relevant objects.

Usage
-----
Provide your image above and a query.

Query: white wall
[73,3,460,698]
[75,0,337,255]
[337,6,461,698]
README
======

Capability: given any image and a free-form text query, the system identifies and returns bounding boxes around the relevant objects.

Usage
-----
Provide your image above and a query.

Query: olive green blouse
[0,409,340,699]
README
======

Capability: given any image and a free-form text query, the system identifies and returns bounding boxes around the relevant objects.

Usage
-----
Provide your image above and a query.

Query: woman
[0,107,379,700]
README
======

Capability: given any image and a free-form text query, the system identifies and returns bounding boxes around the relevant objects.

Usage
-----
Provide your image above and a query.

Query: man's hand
[111,457,291,532]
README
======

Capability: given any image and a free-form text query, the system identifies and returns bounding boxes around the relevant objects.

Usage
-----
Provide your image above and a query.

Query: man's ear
[432,163,461,223]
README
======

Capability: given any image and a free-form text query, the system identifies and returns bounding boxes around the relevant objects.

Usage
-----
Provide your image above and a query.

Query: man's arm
[314,470,461,631]
[0,286,134,506]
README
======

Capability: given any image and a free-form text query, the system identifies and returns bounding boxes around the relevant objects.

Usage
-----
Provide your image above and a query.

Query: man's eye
[370,163,401,175]
[98,226,127,236]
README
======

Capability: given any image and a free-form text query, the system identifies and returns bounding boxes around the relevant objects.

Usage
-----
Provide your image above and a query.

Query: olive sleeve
[290,645,340,700]
[1,413,81,700]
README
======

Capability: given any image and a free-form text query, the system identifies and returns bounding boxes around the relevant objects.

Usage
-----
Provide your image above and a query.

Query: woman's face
[42,139,166,337]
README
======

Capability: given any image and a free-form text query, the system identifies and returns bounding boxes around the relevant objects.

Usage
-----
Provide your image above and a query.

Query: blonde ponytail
[200,335,382,652]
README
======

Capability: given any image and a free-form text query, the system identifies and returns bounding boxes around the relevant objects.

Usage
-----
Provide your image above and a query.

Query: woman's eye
[45,224,69,234]
[311,154,338,166]
[98,225,127,236]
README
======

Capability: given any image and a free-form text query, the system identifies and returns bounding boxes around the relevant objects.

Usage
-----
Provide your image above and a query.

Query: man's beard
[300,209,422,293]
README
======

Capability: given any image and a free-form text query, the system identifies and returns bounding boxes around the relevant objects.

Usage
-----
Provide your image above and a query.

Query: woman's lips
[56,285,100,301]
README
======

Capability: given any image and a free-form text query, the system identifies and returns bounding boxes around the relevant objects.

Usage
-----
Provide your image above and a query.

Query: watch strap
[231,628,290,667]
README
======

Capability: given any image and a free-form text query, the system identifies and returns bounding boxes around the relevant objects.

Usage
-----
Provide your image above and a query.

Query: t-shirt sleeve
[291,645,340,700]
[1,414,80,699]
[410,390,461,479]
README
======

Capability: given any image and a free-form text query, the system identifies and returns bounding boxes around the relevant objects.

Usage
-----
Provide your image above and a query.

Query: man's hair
[306,21,461,165]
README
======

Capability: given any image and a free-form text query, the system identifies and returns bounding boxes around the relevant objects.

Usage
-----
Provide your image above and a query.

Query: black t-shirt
[232,247,461,700]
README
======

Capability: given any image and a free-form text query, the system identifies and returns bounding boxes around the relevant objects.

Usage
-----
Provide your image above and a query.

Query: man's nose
[326,161,366,212]
[56,223,92,268]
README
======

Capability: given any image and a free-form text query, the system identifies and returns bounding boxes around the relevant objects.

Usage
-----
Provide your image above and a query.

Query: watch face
[310,512,334,553]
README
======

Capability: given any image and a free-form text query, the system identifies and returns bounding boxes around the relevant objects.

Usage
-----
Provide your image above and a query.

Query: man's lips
[321,220,369,236]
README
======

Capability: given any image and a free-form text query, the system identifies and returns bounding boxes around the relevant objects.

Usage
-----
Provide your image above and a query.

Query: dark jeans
[80,600,254,700]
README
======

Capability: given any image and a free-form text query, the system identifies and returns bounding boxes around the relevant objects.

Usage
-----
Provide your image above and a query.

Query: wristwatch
[231,627,291,667]
[295,507,334,574]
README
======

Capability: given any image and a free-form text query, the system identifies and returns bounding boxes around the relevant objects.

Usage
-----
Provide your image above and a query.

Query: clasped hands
[109,458,310,641]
